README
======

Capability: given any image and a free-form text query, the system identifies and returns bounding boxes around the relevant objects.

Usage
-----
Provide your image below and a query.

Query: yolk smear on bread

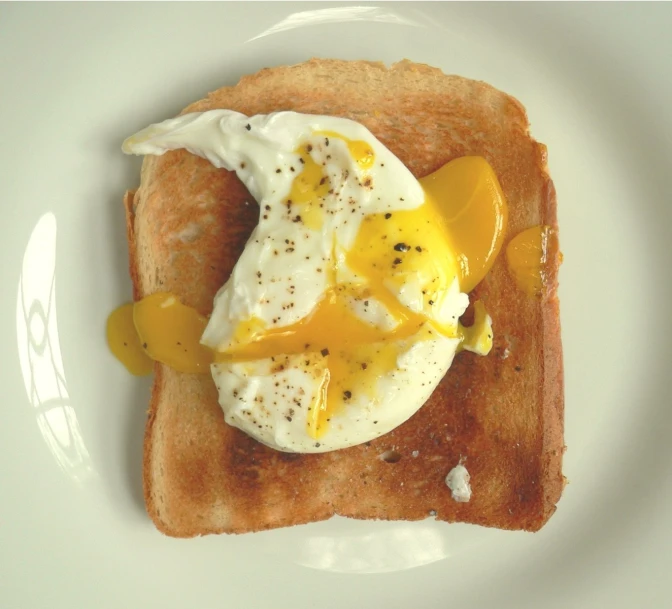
[506,225,559,297]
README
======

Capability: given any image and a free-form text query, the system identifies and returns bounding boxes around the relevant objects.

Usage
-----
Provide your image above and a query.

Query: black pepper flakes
[515,365,522,372]
[393,257,402,265]
[394,242,410,252]
[321,348,330,357]
[361,363,368,370]
[276,168,281,173]
[142,342,147,349]
[428,299,434,305]
[385,213,392,219]
[245,124,251,131]
[293,215,302,223]
[343,390,352,400]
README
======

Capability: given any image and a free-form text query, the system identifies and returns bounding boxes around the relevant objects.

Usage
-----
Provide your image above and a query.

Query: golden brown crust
[126,59,564,536]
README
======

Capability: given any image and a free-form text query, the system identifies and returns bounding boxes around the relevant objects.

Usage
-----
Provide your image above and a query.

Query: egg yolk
[506,225,559,297]
[133,293,213,374]
[107,135,509,440]
[317,131,375,169]
[106,303,153,376]
[457,301,493,354]
[420,156,508,294]
[286,133,375,231]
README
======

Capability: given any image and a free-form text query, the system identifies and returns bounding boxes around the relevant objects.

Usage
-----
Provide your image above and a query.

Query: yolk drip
[286,146,329,231]
[107,138,509,440]
[307,338,412,438]
[285,133,376,231]
[420,156,508,293]
[346,205,460,336]
[133,293,213,374]
[217,286,423,364]
[107,295,213,376]
[316,131,375,169]
[106,303,153,376]
[506,225,559,297]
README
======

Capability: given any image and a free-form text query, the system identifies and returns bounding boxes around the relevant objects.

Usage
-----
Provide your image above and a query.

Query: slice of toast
[124,59,564,536]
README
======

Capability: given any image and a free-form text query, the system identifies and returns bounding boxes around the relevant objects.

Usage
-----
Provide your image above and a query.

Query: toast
[124,59,564,536]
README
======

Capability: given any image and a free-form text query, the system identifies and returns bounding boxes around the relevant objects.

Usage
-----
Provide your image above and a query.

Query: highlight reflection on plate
[264,516,507,573]
[16,212,96,484]
[247,6,425,42]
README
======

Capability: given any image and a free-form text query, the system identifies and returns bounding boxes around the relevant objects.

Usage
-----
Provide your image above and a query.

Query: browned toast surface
[125,59,564,536]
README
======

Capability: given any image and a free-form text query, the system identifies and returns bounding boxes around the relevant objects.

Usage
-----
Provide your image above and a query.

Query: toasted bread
[124,59,564,536]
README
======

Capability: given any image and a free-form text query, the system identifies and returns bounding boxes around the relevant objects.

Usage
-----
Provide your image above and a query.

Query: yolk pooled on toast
[107,150,507,439]
[506,225,559,297]
[419,156,508,294]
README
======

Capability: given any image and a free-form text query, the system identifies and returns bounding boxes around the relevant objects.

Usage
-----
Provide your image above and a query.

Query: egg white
[211,328,460,453]
[124,110,470,452]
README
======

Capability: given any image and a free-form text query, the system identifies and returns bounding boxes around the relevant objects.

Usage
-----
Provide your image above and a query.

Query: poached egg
[115,109,508,452]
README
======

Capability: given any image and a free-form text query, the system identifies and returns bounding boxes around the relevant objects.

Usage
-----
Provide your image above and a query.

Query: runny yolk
[316,131,375,169]
[133,293,212,374]
[285,147,329,230]
[285,133,375,231]
[107,139,508,439]
[345,204,461,337]
[106,303,153,376]
[505,225,559,297]
[419,156,508,294]
[218,286,424,363]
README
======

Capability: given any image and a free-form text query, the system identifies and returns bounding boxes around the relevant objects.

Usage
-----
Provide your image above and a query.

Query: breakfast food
[121,110,504,453]
[114,59,564,536]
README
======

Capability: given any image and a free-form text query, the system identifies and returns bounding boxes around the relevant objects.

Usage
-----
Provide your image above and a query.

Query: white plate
[2,3,671,608]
